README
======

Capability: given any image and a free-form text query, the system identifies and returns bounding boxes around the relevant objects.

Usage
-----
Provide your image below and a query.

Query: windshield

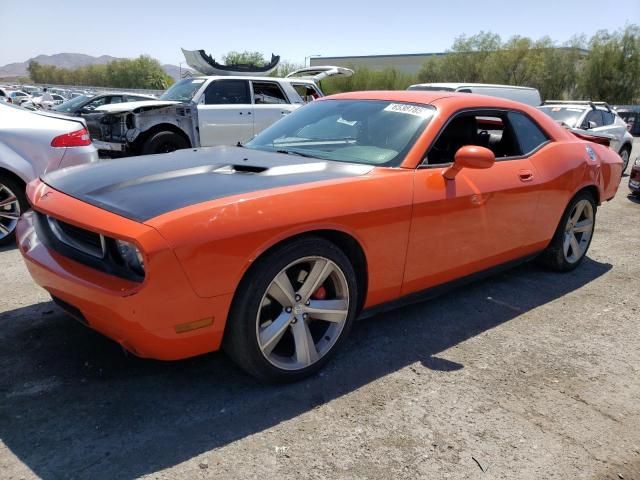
[53,95,89,112]
[538,106,585,128]
[246,100,434,166]
[159,78,205,101]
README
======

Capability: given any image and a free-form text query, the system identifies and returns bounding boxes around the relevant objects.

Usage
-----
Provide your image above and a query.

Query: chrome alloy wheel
[563,199,594,264]
[256,256,350,371]
[0,183,21,241]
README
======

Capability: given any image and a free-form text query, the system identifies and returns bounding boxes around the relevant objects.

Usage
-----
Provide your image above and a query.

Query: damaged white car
[88,67,353,155]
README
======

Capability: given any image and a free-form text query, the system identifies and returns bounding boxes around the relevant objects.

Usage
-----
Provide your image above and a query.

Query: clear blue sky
[1,0,638,66]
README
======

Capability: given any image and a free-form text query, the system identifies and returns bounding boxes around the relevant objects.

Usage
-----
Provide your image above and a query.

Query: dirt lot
[1,142,639,480]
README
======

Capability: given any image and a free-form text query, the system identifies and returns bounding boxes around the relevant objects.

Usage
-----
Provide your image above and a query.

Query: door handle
[281,111,290,116]
[519,170,534,182]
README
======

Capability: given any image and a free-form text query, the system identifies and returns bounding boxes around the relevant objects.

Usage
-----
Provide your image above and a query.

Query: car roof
[191,75,291,82]
[324,90,535,109]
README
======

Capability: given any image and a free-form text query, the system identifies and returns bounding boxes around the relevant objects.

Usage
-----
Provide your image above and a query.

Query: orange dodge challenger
[16,91,622,382]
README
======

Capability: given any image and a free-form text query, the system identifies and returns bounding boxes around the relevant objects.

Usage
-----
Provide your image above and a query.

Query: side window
[204,80,250,105]
[507,111,549,155]
[252,81,288,104]
[601,111,615,126]
[583,110,604,128]
[292,83,321,103]
[427,111,522,165]
[84,97,108,110]
[108,96,124,104]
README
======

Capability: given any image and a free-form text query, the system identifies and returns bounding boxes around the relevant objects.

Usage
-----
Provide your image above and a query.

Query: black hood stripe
[42,146,373,222]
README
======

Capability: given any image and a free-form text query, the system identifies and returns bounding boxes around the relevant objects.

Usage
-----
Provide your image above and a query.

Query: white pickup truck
[87,66,352,156]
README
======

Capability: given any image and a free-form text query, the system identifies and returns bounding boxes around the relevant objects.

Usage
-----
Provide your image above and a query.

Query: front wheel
[142,131,189,155]
[223,237,358,383]
[537,191,597,272]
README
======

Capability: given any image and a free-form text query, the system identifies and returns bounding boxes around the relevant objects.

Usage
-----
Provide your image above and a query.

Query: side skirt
[358,252,542,320]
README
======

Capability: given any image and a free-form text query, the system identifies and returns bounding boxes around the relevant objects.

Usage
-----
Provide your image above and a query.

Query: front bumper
[17,209,234,360]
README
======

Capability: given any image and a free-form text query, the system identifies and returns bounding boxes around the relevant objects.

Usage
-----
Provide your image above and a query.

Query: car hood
[94,100,182,114]
[41,146,373,222]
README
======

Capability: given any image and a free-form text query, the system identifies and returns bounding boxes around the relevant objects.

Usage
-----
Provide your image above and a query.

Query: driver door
[402,110,545,296]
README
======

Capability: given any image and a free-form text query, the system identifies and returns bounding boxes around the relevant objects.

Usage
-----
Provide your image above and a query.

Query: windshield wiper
[275,149,315,158]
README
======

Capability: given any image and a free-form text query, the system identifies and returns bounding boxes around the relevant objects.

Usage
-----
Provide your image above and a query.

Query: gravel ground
[1,141,639,480]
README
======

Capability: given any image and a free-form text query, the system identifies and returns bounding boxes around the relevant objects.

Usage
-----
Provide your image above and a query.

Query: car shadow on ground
[0,258,611,479]
[0,243,16,253]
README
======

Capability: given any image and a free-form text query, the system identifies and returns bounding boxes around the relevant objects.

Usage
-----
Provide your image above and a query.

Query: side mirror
[443,146,496,180]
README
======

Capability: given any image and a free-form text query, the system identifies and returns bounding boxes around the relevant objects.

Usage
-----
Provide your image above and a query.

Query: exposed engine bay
[85,102,199,154]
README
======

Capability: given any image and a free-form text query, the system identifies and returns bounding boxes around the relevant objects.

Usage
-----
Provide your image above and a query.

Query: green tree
[222,51,267,66]
[26,55,173,90]
[580,26,640,103]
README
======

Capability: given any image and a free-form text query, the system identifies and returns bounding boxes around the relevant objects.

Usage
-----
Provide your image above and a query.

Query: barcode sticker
[384,103,433,118]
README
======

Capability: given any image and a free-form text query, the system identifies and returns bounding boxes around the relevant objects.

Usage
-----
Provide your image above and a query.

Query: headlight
[115,239,145,276]
[634,157,640,167]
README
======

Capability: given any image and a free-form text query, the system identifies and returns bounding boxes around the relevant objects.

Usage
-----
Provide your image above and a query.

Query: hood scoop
[214,164,268,175]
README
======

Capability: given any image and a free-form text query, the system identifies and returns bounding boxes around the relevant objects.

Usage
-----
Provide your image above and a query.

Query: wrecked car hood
[94,100,182,114]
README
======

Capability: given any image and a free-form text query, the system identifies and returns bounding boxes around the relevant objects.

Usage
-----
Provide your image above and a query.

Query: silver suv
[538,101,634,172]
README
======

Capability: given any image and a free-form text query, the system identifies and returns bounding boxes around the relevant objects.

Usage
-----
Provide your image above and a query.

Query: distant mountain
[0,53,192,81]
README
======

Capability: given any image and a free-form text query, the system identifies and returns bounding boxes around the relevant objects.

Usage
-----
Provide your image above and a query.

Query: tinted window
[508,112,549,154]
[84,97,108,110]
[108,96,124,104]
[204,80,250,105]
[602,111,615,126]
[252,81,288,104]
[583,110,604,128]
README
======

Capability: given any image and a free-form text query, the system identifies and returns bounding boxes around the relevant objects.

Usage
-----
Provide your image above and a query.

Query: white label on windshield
[191,79,205,84]
[566,108,583,112]
[384,103,433,118]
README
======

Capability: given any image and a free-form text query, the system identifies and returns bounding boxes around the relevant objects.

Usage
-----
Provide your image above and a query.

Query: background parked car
[629,157,640,196]
[538,101,634,173]
[52,92,157,116]
[0,102,99,245]
[614,106,640,136]
[8,90,31,106]
[407,83,542,106]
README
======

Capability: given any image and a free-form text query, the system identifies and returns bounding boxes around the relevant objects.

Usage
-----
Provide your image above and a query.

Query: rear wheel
[142,131,189,155]
[537,191,596,272]
[0,174,27,247]
[223,237,358,383]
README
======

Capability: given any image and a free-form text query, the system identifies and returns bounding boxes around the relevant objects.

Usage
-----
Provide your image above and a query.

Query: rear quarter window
[508,111,549,154]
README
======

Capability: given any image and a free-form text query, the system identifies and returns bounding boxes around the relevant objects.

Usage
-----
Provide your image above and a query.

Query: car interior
[428,114,519,164]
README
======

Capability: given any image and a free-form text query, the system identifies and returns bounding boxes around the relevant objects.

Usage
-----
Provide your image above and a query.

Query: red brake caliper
[311,285,327,300]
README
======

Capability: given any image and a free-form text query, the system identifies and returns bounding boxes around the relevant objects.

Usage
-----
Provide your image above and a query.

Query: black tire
[536,190,597,272]
[223,236,359,383]
[619,146,631,174]
[0,174,28,247]
[141,131,189,155]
